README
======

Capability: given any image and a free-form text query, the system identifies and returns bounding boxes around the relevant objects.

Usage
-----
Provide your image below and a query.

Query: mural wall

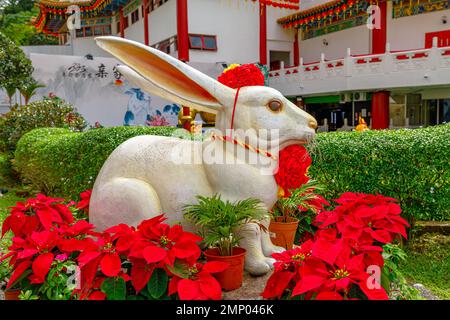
[29,53,183,127]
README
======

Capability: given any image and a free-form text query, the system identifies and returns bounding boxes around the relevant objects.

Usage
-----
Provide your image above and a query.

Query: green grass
[399,233,450,300]
[0,192,25,224]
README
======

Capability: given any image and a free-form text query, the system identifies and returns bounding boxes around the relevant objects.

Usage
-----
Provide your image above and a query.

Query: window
[103,25,111,35]
[76,29,83,38]
[94,26,103,36]
[189,35,203,49]
[188,34,217,51]
[203,36,217,50]
[84,27,92,37]
[75,25,112,38]
[152,35,177,55]
[131,9,139,24]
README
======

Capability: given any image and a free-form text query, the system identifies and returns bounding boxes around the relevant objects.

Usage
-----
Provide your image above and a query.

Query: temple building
[29,0,450,130]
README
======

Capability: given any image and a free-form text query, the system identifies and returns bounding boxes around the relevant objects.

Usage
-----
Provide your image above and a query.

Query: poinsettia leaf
[147,268,168,299]
[6,260,32,289]
[198,274,222,300]
[291,275,325,297]
[100,253,122,277]
[31,252,54,283]
[315,291,344,300]
[142,245,167,263]
[166,260,190,279]
[36,208,54,230]
[130,259,154,293]
[101,277,126,300]
[177,279,200,300]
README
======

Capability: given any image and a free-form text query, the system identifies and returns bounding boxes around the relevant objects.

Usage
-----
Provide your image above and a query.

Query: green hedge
[14,126,187,198]
[308,124,450,222]
[14,124,450,221]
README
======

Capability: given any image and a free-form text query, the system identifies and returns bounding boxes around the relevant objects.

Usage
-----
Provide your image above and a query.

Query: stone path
[0,279,440,300]
[222,271,271,300]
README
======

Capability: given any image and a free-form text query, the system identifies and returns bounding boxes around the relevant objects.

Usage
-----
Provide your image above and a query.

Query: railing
[268,39,450,96]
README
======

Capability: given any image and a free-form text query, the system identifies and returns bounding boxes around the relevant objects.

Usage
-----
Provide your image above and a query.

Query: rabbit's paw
[264,257,276,270]
[261,240,285,257]
[245,258,272,276]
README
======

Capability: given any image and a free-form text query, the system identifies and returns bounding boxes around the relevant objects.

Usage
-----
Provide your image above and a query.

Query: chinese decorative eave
[33,0,128,35]
[255,0,300,10]
[277,0,386,29]
[36,0,113,14]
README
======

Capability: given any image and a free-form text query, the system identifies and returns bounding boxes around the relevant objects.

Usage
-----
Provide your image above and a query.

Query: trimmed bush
[0,98,86,152]
[14,124,450,221]
[308,124,450,222]
[14,126,188,198]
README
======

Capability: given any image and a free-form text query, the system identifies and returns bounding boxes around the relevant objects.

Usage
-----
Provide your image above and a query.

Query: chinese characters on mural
[61,62,179,127]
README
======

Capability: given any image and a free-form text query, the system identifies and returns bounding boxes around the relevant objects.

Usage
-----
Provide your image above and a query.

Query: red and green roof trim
[278,0,386,29]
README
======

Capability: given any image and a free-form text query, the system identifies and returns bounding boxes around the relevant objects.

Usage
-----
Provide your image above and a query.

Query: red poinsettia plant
[0,191,228,300]
[262,192,410,300]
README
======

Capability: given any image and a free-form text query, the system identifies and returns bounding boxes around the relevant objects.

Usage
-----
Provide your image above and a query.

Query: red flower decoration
[274,145,312,197]
[218,64,265,89]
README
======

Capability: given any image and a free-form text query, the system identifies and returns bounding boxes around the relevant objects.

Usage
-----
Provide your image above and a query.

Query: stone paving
[0,276,439,300]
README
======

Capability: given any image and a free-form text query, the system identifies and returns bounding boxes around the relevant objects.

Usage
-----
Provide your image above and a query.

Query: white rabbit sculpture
[90,37,318,276]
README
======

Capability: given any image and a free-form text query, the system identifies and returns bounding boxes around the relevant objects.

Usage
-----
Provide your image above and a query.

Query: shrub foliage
[13,124,449,221]
[307,124,450,221]
[0,98,87,152]
[14,126,184,198]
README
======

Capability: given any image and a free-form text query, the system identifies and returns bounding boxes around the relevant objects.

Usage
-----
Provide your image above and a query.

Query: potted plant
[183,194,267,291]
[270,180,328,250]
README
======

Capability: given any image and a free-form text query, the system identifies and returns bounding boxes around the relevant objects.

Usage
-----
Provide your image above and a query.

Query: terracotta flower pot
[204,247,246,291]
[269,217,299,250]
[4,289,21,300]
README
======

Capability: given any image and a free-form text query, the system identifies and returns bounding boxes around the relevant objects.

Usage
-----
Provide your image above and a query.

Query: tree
[19,77,44,105]
[0,31,33,101]
[0,4,59,45]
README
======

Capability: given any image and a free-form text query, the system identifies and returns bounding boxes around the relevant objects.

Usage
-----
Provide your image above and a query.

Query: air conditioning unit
[340,93,353,103]
[353,92,368,101]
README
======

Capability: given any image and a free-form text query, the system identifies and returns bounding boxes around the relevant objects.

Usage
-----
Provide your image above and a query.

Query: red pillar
[119,6,125,38]
[177,0,189,62]
[371,91,390,129]
[293,29,299,66]
[259,1,267,65]
[372,1,387,54]
[143,0,149,46]
[177,0,190,130]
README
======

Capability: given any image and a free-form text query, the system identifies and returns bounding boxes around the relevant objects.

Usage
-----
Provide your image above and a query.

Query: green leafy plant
[33,259,80,300]
[18,290,39,300]
[0,31,33,94]
[19,78,45,105]
[183,194,267,256]
[381,243,421,300]
[272,180,329,240]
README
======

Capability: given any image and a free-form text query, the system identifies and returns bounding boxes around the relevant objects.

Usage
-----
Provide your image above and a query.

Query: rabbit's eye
[267,100,283,112]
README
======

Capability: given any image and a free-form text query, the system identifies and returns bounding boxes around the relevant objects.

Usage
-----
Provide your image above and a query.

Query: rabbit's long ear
[96,36,233,114]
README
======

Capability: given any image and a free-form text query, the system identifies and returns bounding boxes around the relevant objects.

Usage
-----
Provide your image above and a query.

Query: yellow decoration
[223,63,241,74]
[355,116,370,131]
[277,186,285,198]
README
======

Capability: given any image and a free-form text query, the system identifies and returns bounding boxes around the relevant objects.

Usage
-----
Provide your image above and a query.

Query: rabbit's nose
[308,118,318,129]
